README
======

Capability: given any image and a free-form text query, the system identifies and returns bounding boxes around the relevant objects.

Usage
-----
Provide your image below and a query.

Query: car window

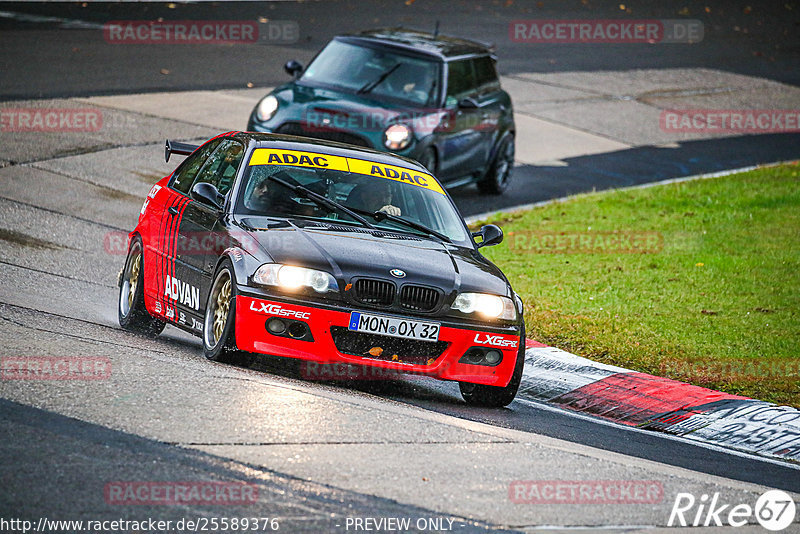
[300,40,440,107]
[236,149,468,244]
[445,59,476,105]
[192,139,244,196]
[472,56,500,94]
[171,139,223,195]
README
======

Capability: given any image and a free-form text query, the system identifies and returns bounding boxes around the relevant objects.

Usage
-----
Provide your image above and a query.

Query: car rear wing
[164,139,199,163]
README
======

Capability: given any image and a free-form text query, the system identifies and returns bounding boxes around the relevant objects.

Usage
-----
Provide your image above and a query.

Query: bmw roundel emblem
[390,269,406,278]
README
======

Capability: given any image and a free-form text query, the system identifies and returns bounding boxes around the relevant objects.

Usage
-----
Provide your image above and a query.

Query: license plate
[348,311,440,342]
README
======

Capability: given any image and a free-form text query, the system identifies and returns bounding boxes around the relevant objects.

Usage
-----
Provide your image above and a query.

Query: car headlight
[253,264,338,293]
[256,95,279,122]
[451,292,516,320]
[384,123,412,150]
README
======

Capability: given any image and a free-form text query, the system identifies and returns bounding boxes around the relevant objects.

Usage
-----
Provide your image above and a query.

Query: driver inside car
[346,180,401,216]
[246,171,325,217]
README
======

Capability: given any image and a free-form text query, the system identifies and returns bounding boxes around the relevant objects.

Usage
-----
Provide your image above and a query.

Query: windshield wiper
[357,63,401,94]
[266,175,376,229]
[349,207,451,243]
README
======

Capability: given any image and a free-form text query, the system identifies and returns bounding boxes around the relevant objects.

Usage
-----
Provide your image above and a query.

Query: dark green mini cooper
[247,29,516,194]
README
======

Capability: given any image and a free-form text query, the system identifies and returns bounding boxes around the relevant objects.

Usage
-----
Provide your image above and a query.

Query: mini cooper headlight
[451,292,516,320]
[256,95,279,122]
[253,264,338,293]
[384,123,412,150]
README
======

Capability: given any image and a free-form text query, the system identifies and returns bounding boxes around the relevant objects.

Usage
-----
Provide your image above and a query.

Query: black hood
[273,83,446,136]
[238,217,510,298]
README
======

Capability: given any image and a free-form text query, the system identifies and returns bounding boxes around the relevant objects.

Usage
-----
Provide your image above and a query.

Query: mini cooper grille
[275,123,371,148]
[330,327,448,365]
[399,285,440,312]
[352,279,395,306]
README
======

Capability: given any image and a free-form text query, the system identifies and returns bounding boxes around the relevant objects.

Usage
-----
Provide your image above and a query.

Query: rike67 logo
[669,490,796,531]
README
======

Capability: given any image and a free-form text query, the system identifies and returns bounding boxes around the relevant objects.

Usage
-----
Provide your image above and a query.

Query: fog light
[267,318,286,334]
[287,322,307,338]
[466,350,484,364]
[484,350,502,365]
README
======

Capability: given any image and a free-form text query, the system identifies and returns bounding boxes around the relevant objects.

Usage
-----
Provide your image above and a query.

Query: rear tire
[477,134,514,195]
[459,323,525,408]
[203,259,247,365]
[118,237,165,336]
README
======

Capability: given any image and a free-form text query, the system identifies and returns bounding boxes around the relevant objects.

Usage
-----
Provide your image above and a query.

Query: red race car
[119,132,525,406]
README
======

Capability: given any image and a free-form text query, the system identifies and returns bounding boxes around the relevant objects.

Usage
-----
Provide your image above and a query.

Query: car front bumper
[234,294,522,387]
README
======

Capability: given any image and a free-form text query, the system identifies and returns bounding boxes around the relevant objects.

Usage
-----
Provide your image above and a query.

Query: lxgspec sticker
[249,301,310,319]
[473,333,519,348]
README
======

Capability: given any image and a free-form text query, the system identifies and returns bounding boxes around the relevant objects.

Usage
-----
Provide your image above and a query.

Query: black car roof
[230,131,432,173]
[339,28,493,60]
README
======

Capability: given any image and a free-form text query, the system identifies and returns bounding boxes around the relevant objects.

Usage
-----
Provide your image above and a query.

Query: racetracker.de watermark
[301,108,496,134]
[507,231,663,254]
[104,230,262,256]
[509,480,664,504]
[1,356,111,380]
[660,109,800,134]
[510,19,703,43]
[660,359,800,383]
[0,108,102,132]
[103,20,298,44]
[301,362,421,381]
[104,481,258,506]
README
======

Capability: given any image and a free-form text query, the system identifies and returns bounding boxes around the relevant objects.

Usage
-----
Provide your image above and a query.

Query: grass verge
[477,163,800,407]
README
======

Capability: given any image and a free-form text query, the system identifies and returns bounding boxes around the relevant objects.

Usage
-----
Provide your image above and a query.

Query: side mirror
[191,182,223,210]
[457,97,479,109]
[284,60,304,79]
[472,224,503,248]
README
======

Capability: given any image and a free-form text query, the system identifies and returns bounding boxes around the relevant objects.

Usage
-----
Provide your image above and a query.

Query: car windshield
[235,148,468,243]
[300,40,440,107]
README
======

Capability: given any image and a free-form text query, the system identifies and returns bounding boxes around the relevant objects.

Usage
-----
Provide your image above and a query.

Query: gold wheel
[119,239,165,336]
[127,253,141,309]
[212,277,231,345]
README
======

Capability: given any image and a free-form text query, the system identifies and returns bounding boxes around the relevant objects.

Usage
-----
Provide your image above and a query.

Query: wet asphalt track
[1,1,799,530]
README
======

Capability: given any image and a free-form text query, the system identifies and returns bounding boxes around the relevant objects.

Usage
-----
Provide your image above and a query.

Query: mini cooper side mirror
[284,60,304,78]
[191,182,223,210]
[472,224,503,248]
[457,97,479,109]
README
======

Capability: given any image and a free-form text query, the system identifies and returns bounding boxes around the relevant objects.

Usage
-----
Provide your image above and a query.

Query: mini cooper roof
[338,28,494,60]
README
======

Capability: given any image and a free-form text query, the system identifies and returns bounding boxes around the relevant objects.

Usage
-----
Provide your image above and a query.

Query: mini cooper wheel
[417,147,437,175]
[478,134,514,195]
[203,260,246,364]
[459,323,525,407]
[118,237,165,336]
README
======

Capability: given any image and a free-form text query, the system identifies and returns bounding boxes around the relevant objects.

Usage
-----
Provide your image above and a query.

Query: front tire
[203,259,246,365]
[477,134,514,195]
[118,237,165,336]
[459,323,525,407]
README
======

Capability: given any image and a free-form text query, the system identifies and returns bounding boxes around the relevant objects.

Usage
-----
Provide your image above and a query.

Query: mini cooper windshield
[235,148,468,243]
[299,40,441,107]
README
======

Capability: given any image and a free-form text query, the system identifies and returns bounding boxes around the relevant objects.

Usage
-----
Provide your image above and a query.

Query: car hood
[237,217,509,297]
[274,83,445,135]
